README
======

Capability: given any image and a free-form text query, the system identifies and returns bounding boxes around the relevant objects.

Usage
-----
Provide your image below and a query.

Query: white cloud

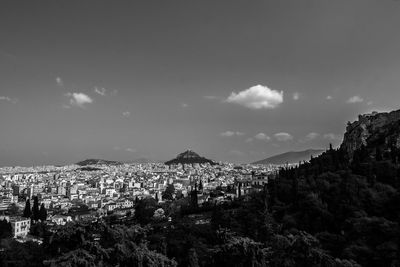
[122,111,131,117]
[305,132,320,141]
[220,131,235,137]
[113,146,121,151]
[0,96,17,104]
[94,87,106,96]
[66,92,93,108]
[56,77,63,86]
[293,92,300,100]
[274,132,293,141]
[323,133,340,140]
[254,133,271,141]
[125,148,136,153]
[347,95,363,104]
[181,103,189,108]
[220,131,245,137]
[326,95,333,100]
[245,137,254,143]
[367,101,373,105]
[226,84,283,109]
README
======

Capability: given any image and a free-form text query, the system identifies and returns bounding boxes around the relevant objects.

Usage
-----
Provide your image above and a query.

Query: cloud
[254,133,271,141]
[245,137,254,143]
[347,95,363,104]
[274,132,293,141]
[122,111,131,117]
[225,84,283,109]
[125,148,136,153]
[0,96,18,104]
[56,77,63,86]
[113,146,121,151]
[65,92,93,108]
[181,103,189,108]
[94,87,106,96]
[326,95,333,100]
[305,132,320,141]
[293,92,300,100]
[220,131,245,137]
[323,133,341,140]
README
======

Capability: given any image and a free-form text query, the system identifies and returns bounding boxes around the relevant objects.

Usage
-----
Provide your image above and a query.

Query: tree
[39,203,47,221]
[198,180,203,191]
[376,147,383,161]
[188,248,199,267]
[162,184,175,201]
[7,203,19,216]
[135,198,158,225]
[190,183,198,208]
[32,196,40,221]
[153,208,165,220]
[0,219,12,238]
[22,198,31,218]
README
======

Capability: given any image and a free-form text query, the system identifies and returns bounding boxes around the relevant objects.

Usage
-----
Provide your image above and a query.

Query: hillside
[165,150,216,165]
[127,158,163,164]
[252,149,324,165]
[75,159,123,166]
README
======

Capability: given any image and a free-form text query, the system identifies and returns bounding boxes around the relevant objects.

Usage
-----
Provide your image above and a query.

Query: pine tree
[32,196,40,221]
[376,147,383,161]
[198,179,203,191]
[39,203,47,221]
[23,198,32,218]
[191,182,198,208]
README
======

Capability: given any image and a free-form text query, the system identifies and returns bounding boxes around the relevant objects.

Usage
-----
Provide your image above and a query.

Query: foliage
[23,198,31,218]
[162,184,175,201]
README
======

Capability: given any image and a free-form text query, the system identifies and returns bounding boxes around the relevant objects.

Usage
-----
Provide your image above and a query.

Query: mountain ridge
[165,150,216,165]
[252,149,324,165]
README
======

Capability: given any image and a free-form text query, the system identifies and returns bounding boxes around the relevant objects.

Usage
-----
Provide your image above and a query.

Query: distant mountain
[76,159,123,166]
[252,149,324,165]
[165,150,216,165]
[127,158,163,164]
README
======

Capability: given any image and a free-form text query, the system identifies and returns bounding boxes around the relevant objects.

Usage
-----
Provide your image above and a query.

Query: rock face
[341,109,400,159]
[165,150,216,165]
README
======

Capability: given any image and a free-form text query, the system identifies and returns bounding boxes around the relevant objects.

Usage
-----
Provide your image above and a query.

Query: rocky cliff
[341,109,400,159]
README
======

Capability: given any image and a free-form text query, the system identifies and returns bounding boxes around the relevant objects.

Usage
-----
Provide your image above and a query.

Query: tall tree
[198,180,203,191]
[32,196,40,221]
[190,183,198,208]
[39,203,47,221]
[23,198,31,218]
[162,184,175,201]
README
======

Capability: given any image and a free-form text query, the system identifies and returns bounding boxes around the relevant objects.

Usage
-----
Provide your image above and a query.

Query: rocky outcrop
[341,109,400,159]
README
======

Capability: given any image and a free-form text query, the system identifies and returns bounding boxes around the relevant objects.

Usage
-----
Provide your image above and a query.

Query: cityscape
[1,1,400,266]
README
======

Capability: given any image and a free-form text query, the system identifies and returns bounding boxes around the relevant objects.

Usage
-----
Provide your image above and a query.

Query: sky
[1,0,400,166]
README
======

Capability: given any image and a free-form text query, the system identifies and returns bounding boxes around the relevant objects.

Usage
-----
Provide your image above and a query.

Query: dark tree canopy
[22,198,32,218]
[32,196,40,221]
